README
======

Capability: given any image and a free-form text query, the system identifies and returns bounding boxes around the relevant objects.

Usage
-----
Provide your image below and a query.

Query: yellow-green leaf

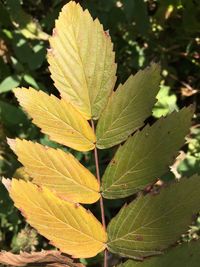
[117,242,200,267]
[14,87,96,152]
[8,179,107,258]
[102,107,193,199]
[107,175,200,259]
[9,138,100,204]
[96,63,161,149]
[48,1,116,119]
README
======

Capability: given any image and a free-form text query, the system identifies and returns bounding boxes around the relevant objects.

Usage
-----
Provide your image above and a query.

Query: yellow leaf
[48,1,116,119]
[9,139,100,204]
[9,179,107,258]
[14,87,96,152]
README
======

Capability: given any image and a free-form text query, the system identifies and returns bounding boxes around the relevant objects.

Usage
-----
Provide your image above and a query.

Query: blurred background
[0,0,199,265]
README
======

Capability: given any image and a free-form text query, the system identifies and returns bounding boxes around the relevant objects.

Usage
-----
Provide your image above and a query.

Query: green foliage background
[0,0,199,265]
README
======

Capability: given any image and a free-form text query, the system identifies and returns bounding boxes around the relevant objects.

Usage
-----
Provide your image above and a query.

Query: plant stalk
[91,120,107,267]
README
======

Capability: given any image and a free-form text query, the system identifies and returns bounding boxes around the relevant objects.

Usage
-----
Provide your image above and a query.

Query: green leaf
[23,74,40,89]
[152,84,178,118]
[11,35,46,70]
[5,0,48,40]
[96,63,161,149]
[0,100,29,127]
[107,175,200,259]
[0,75,21,93]
[117,242,200,266]
[102,107,193,199]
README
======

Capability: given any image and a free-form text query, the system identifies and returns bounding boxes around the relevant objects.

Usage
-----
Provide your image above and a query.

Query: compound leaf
[117,242,200,266]
[48,1,116,119]
[14,87,96,152]
[96,63,161,149]
[7,179,107,258]
[102,107,193,199]
[9,139,100,204]
[107,175,200,259]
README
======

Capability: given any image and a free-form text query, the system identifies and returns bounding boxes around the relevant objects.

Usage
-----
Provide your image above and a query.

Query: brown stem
[91,120,107,267]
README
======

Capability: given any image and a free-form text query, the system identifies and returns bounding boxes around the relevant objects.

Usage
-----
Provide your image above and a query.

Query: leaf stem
[91,120,107,267]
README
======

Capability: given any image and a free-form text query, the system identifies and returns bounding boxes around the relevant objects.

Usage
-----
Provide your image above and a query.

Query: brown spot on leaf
[19,208,28,219]
[52,28,57,36]
[37,186,43,192]
[74,203,80,209]
[135,235,143,241]
[104,30,110,37]
[86,209,91,214]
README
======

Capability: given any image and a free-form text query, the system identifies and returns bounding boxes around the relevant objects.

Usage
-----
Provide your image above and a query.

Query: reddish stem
[91,120,107,267]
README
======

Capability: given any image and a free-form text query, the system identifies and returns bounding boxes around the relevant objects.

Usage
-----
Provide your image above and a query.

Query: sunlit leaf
[9,139,100,204]
[117,242,200,266]
[23,74,40,89]
[107,175,200,259]
[14,87,96,151]
[0,75,21,93]
[96,63,161,149]
[152,84,178,118]
[6,179,107,258]
[102,107,193,199]
[48,1,116,119]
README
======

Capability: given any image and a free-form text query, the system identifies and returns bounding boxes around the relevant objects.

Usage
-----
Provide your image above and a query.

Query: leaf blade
[0,75,21,93]
[107,175,200,259]
[96,63,161,149]
[102,107,193,199]
[117,242,200,267]
[14,87,96,152]
[48,2,116,119]
[8,179,107,258]
[9,139,100,204]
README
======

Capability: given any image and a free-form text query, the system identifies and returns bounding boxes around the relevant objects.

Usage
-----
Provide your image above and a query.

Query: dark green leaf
[117,242,200,266]
[0,100,29,130]
[107,175,200,259]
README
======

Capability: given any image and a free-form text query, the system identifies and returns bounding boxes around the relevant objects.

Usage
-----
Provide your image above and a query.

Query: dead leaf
[0,250,85,267]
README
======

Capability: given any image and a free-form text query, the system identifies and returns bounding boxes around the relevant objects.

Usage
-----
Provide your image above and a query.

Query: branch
[91,120,108,267]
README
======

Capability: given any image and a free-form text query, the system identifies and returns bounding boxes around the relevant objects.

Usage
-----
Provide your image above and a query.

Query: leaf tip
[7,138,16,152]
[74,203,80,208]
[2,177,12,192]
[52,28,57,36]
